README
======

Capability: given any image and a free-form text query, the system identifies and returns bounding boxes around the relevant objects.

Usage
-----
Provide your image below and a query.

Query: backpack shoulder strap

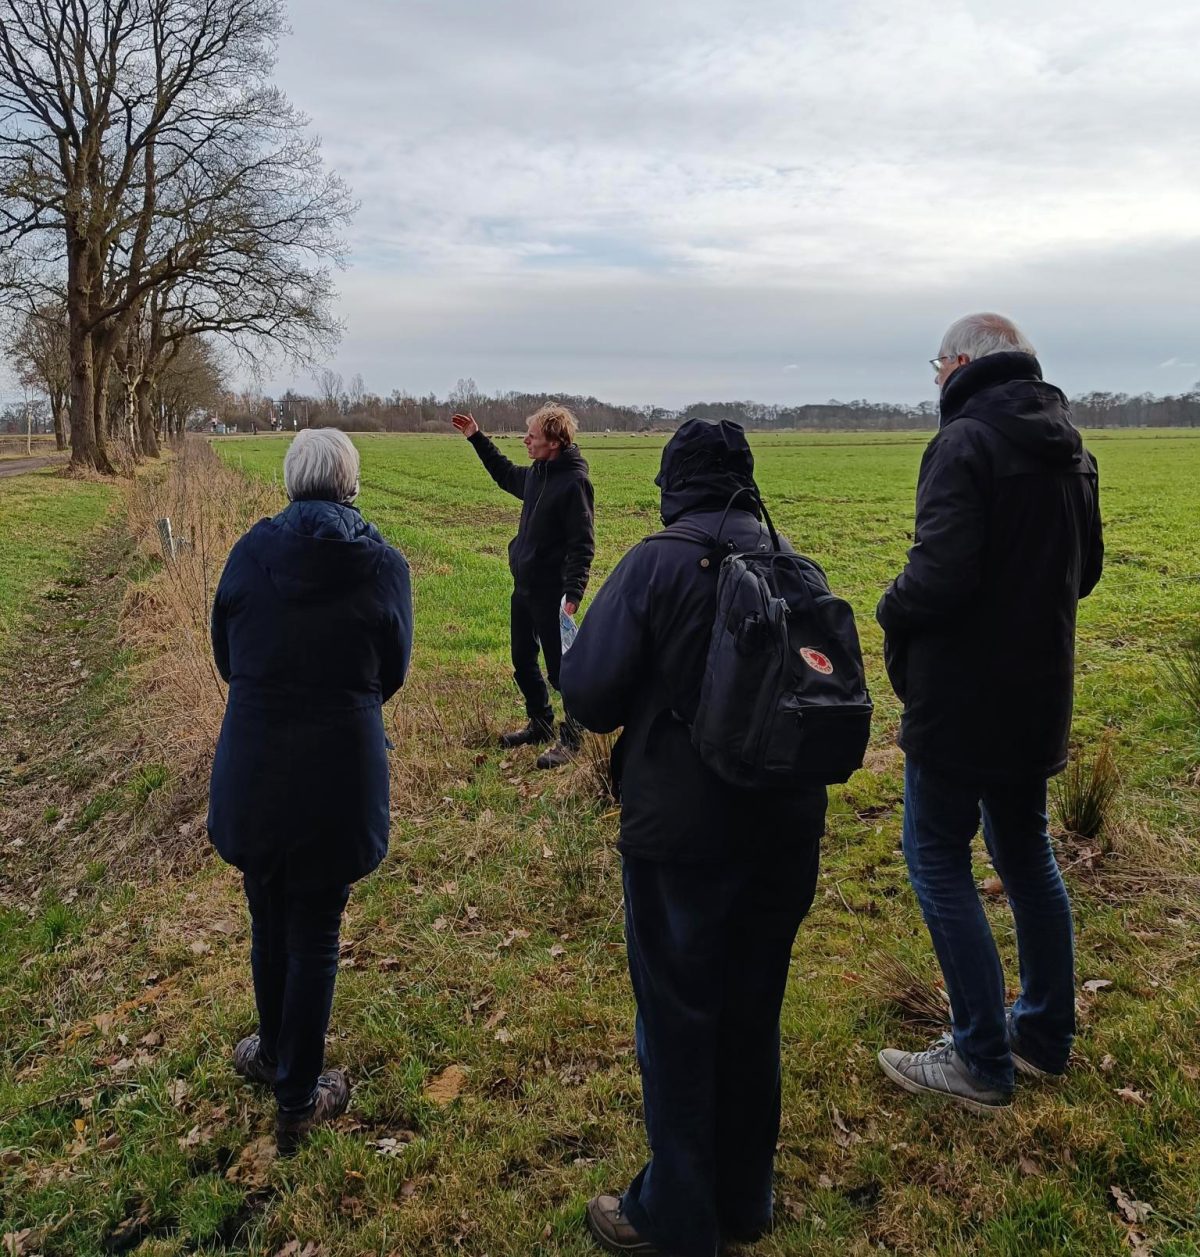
[644,522,733,569]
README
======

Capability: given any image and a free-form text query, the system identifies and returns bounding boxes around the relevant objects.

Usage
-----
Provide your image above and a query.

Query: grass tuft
[1161,631,1200,723]
[1053,731,1120,846]
[860,951,950,1029]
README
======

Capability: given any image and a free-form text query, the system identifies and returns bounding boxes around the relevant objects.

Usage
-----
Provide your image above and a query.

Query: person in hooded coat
[451,403,595,769]
[875,313,1104,1112]
[207,428,412,1154]
[561,420,826,1257]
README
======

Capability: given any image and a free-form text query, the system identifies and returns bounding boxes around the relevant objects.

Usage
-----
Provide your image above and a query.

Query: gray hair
[283,428,360,503]
[939,312,1036,362]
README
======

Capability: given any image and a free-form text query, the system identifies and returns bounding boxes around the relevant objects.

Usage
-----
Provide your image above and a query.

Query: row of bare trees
[0,0,353,472]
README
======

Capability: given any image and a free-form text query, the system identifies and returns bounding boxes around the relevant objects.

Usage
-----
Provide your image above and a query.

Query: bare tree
[314,367,343,421]
[0,0,352,472]
[4,302,69,448]
[155,334,223,436]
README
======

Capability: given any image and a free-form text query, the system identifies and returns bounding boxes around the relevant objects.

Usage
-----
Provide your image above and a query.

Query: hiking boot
[878,1036,1012,1113]
[499,718,554,749]
[274,1069,350,1156]
[1007,1012,1067,1080]
[586,1195,662,1255]
[232,1034,276,1087]
[536,719,582,769]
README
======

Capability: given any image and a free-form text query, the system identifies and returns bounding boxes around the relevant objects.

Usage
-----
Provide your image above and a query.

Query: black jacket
[561,436,827,861]
[207,500,412,887]
[877,353,1103,780]
[467,432,595,604]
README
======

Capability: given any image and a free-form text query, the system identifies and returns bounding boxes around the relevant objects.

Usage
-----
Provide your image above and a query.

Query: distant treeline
[208,375,1200,435]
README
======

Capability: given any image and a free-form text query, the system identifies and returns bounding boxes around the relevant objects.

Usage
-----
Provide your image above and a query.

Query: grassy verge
[0,469,114,650]
[1,433,1198,1256]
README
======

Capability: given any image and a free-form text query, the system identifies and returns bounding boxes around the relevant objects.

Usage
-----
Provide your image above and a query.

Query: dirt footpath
[0,454,66,478]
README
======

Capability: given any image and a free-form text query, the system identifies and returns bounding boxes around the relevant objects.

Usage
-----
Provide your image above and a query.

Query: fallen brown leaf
[981,876,1005,896]
[424,1064,467,1105]
[1110,1184,1152,1225]
[226,1136,277,1188]
[1115,1087,1148,1107]
[2,1230,36,1257]
[1083,978,1113,994]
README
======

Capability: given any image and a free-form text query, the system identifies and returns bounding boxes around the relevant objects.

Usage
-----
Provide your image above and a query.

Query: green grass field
[0,470,115,652]
[1,432,1198,1256]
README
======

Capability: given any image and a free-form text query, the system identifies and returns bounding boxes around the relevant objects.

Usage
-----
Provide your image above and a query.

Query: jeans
[510,588,561,723]
[901,758,1075,1090]
[243,873,350,1113]
[620,844,820,1257]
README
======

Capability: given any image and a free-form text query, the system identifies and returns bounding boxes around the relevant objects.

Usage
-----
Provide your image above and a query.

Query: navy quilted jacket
[207,500,412,886]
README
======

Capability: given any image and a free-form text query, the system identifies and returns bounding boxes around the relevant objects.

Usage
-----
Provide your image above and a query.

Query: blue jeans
[619,844,820,1257]
[901,758,1075,1090]
[243,873,350,1113]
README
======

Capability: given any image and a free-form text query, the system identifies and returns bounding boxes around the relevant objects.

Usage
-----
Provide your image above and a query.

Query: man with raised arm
[452,404,595,768]
[876,312,1104,1111]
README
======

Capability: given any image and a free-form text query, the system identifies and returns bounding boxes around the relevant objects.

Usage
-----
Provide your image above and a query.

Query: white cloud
[258,0,1200,401]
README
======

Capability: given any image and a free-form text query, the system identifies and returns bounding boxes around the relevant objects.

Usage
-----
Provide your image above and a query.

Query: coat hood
[243,500,390,602]
[547,442,589,476]
[941,352,1083,465]
[656,418,762,525]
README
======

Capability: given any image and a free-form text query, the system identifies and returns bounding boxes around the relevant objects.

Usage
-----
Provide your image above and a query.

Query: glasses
[928,354,953,371]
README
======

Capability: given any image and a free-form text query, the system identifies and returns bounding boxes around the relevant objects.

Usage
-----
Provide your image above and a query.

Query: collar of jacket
[940,352,1044,426]
[544,443,584,473]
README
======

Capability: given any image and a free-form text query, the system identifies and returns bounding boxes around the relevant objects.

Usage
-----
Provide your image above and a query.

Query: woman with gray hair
[207,428,412,1153]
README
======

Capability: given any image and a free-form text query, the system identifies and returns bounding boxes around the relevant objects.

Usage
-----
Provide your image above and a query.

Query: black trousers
[510,588,562,723]
[619,844,820,1257]
[243,873,350,1113]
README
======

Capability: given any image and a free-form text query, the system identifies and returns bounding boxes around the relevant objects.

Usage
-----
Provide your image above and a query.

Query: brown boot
[232,1034,276,1087]
[499,717,555,748]
[274,1069,350,1156]
[586,1195,663,1255]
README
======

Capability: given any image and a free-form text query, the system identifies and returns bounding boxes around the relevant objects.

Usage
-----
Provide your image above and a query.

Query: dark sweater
[467,432,595,604]
[877,353,1103,779]
[561,431,827,860]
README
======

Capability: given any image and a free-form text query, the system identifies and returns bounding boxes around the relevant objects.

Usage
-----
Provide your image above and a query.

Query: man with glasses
[876,313,1104,1110]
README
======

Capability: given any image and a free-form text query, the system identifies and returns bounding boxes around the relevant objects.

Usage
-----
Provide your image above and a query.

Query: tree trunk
[68,314,112,474]
[136,375,160,457]
[66,241,114,475]
[52,393,68,451]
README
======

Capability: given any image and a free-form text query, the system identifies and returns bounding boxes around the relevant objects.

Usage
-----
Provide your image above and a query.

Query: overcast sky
[257,0,1199,406]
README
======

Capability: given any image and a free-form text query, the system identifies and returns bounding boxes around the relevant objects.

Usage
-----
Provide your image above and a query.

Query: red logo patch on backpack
[800,647,834,675]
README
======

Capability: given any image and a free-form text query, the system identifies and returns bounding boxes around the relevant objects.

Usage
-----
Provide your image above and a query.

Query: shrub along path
[1,442,1198,1256]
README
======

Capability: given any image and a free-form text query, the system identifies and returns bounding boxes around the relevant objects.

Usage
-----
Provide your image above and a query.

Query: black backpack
[652,489,873,789]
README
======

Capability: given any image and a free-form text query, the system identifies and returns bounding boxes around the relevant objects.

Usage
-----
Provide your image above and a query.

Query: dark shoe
[233,1034,276,1087]
[878,1036,1012,1112]
[586,1195,662,1255]
[537,719,582,769]
[1007,1012,1067,1080]
[499,718,554,749]
[536,739,577,769]
[275,1069,350,1156]
[721,1219,773,1247]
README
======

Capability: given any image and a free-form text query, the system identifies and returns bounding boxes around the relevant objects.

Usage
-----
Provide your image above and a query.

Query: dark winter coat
[876,353,1103,780]
[207,500,412,887]
[561,420,827,860]
[467,432,595,605]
